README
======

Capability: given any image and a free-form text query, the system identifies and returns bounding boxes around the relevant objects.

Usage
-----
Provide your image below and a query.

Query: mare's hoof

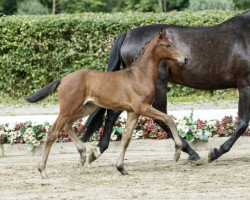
[188,153,201,161]
[208,148,217,163]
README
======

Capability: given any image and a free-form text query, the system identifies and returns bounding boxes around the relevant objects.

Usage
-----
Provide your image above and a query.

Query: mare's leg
[116,111,139,175]
[138,104,182,161]
[65,104,98,165]
[79,108,106,142]
[88,110,122,164]
[38,115,68,178]
[152,84,200,160]
[208,85,250,162]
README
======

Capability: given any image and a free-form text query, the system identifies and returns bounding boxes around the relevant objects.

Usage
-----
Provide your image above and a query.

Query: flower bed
[0,115,249,151]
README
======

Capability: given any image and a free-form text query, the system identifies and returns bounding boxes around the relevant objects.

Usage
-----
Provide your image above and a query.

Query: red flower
[77,125,84,132]
[39,127,46,132]
[143,131,149,138]
[99,127,104,136]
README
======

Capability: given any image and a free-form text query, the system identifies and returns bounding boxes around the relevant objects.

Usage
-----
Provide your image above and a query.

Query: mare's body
[83,11,250,162]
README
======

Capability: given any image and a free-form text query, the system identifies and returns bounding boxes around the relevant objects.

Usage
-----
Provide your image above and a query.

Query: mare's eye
[166,44,171,48]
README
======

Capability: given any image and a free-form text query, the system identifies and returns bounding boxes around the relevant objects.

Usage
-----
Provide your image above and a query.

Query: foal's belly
[86,96,133,112]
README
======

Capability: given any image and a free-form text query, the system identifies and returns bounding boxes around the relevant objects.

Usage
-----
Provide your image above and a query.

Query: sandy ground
[1,137,250,200]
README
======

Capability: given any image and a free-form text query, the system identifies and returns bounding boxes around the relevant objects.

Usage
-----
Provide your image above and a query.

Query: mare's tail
[25,79,61,103]
[81,33,127,142]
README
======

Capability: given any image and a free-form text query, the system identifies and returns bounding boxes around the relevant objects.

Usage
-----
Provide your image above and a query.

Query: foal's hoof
[116,165,129,175]
[174,153,180,162]
[80,157,86,166]
[38,167,47,179]
[174,148,181,162]
[208,148,217,163]
[88,149,98,164]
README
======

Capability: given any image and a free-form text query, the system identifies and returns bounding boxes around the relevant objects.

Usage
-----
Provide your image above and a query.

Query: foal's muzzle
[177,57,188,67]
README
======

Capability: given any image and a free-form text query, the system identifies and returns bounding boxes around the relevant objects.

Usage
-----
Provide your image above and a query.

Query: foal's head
[154,29,188,67]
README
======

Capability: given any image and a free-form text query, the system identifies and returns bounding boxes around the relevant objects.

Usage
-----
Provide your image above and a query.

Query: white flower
[111,134,118,141]
[204,130,212,137]
[132,130,143,139]
[0,130,6,136]
[177,122,189,133]
[195,130,203,139]
[190,125,197,133]
[9,131,18,139]
[33,140,40,147]
[207,120,216,128]
[5,124,15,132]
[24,128,33,135]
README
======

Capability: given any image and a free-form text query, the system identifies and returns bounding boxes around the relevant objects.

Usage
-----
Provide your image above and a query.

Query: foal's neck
[133,43,162,83]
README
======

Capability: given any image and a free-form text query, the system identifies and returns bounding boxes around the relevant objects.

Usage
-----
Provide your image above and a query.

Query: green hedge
[0,10,241,97]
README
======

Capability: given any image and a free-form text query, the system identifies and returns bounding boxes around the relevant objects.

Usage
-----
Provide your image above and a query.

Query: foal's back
[58,68,137,111]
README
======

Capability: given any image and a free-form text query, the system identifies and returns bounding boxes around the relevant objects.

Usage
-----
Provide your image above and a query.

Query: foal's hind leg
[116,111,139,175]
[138,104,182,162]
[38,115,68,178]
[65,104,98,165]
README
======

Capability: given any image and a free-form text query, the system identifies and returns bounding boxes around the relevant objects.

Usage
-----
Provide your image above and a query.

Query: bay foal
[26,30,187,178]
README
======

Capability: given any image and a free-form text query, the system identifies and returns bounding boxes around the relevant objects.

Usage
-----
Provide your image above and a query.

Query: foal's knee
[78,145,86,154]
[46,132,58,144]
[163,115,175,127]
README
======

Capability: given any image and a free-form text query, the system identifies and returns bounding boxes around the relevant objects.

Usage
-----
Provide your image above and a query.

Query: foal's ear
[158,28,167,39]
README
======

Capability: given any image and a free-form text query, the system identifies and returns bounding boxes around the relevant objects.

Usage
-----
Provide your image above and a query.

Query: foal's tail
[81,33,127,142]
[25,79,61,103]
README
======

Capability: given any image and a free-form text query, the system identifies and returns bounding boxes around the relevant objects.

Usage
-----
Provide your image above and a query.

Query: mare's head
[154,29,188,67]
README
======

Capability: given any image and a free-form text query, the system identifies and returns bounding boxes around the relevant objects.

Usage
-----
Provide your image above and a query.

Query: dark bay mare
[26,30,187,178]
[83,11,250,163]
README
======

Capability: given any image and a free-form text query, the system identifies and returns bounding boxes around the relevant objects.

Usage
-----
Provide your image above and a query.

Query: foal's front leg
[116,111,139,175]
[139,104,183,162]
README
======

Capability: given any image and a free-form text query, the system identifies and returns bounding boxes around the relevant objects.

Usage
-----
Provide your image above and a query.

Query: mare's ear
[158,28,166,39]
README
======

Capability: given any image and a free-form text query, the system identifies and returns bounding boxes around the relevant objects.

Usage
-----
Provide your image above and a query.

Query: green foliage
[233,0,250,10]
[0,0,18,15]
[189,0,235,11]
[115,0,189,12]
[122,0,159,12]
[17,0,50,15]
[0,10,240,97]
[165,0,189,11]
[59,0,117,13]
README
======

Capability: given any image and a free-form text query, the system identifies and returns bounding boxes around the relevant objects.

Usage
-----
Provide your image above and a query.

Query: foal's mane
[133,38,153,64]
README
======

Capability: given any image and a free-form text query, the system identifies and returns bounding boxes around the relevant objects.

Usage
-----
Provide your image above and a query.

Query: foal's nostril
[184,57,188,65]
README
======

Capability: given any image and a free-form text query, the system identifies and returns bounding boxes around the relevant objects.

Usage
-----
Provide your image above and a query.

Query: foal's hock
[26,29,187,178]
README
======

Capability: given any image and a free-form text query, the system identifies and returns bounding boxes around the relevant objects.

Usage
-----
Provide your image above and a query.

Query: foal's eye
[166,44,171,48]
